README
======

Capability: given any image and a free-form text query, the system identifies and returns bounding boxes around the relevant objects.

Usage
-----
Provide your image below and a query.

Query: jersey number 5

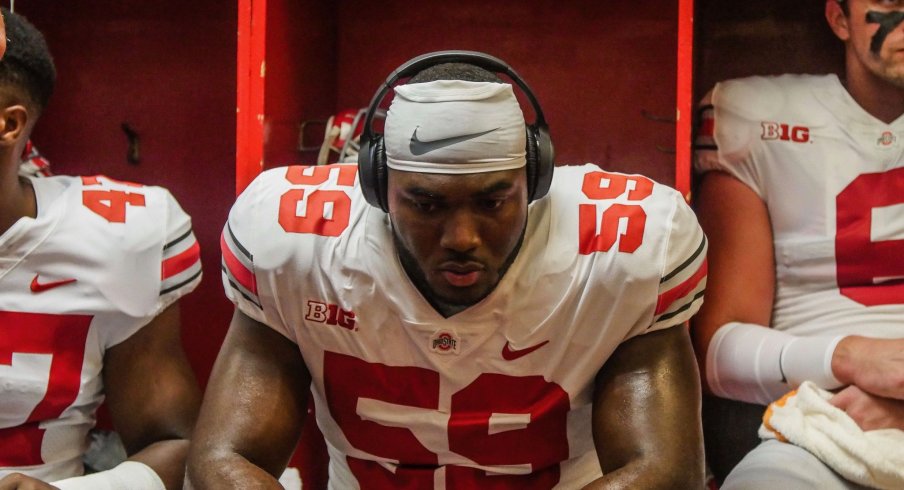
[0,312,91,466]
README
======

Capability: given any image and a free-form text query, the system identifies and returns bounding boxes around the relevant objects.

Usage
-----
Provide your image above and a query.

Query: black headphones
[357,50,555,211]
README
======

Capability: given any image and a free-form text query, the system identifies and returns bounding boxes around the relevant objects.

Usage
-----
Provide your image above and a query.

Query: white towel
[759,381,904,490]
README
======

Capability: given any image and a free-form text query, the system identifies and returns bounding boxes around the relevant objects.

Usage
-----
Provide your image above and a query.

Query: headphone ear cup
[524,128,539,201]
[372,136,389,212]
[357,134,389,211]
[529,124,554,201]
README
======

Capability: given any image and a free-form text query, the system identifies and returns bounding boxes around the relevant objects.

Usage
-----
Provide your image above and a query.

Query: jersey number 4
[836,168,904,306]
[0,312,91,466]
[81,175,146,223]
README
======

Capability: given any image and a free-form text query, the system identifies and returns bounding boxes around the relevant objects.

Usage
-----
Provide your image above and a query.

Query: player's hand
[0,473,59,490]
[831,336,904,399]
[829,384,904,431]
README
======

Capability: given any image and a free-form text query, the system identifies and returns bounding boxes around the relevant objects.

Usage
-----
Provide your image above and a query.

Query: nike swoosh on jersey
[501,340,549,361]
[409,126,500,156]
[30,274,78,293]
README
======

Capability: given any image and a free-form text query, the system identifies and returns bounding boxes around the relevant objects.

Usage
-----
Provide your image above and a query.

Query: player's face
[842,0,904,87]
[387,167,528,311]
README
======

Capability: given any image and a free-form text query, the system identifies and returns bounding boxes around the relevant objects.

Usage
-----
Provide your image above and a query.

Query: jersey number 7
[0,312,91,466]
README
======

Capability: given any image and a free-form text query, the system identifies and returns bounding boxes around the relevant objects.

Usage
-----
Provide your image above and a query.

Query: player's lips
[438,261,484,288]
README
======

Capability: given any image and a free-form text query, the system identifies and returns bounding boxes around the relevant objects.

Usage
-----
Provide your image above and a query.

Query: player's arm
[101,302,200,489]
[582,324,703,489]
[43,303,201,490]
[689,171,777,397]
[186,309,310,489]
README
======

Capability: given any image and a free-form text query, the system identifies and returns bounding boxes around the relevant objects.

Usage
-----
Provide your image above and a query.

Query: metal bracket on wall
[121,123,141,164]
[641,109,677,154]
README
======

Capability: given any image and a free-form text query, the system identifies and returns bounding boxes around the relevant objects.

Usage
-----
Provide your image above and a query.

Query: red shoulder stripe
[655,258,707,315]
[220,231,257,294]
[162,240,201,280]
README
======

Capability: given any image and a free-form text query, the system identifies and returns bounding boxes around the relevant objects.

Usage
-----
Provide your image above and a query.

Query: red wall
[18,1,238,387]
[261,0,680,185]
[264,0,338,166]
[336,0,679,185]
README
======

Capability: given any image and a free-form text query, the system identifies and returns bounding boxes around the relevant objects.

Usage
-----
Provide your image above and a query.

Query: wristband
[780,334,845,390]
[52,461,165,490]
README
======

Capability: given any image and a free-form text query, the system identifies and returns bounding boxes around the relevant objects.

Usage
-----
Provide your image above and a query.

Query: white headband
[384,80,526,174]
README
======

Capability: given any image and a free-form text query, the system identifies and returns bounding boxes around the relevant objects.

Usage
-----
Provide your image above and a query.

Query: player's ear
[0,104,29,147]
[826,0,850,41]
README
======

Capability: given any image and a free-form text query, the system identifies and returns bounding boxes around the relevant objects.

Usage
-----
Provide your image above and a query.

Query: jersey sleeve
[94,181,202,348]
[649,194,708,331]
[220,170,297,343]
[158,190,202,308]
[693,78,775,198]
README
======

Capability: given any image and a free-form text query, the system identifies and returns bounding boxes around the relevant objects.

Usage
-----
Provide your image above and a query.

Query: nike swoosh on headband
[409,126,500,156]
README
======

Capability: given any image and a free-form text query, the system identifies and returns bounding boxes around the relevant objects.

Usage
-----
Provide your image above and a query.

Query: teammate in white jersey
[189,51,708,489]
[693,0,904,487]
[0,9,202,490]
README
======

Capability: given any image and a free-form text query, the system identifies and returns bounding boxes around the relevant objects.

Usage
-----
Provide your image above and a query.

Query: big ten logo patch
[761,122,810,143]
[430,329,460,355]
[305,300,356,330]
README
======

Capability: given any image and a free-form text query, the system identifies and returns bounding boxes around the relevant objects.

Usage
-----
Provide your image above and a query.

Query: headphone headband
[358,50,554,211]
[361,50,547,143]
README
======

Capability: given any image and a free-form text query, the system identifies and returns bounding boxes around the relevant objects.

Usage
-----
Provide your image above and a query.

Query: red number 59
[579,171,653,254]
[323,352,570,489]
[278,165,357,236]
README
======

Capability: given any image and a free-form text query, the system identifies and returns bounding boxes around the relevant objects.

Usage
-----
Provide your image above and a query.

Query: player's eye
[478,198,505,211]
[409,199,439,214]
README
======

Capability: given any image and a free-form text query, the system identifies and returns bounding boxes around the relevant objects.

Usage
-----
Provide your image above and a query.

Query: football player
[693,0,904,487]
[0,8,202,490]
[188,52,707,489]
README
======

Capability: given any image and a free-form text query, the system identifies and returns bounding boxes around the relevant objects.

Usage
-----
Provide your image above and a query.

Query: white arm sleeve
[706,322,846,405]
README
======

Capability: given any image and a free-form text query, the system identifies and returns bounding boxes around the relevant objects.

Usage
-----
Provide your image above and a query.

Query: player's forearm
[127,438,190,490]
[581,458,703,490]
[50,438,190,490]
[185,452,285,490]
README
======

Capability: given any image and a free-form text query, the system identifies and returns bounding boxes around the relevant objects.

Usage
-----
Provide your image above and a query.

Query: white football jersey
[222,163,706,489]
[0,175,201,481]
[696,74,904,339]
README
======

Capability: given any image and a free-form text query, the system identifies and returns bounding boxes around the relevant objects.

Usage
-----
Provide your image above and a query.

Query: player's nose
[440,209,481,252]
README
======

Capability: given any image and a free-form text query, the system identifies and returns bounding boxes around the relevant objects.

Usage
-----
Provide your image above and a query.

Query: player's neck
[0,167,37,236]
[844,62,904,124]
